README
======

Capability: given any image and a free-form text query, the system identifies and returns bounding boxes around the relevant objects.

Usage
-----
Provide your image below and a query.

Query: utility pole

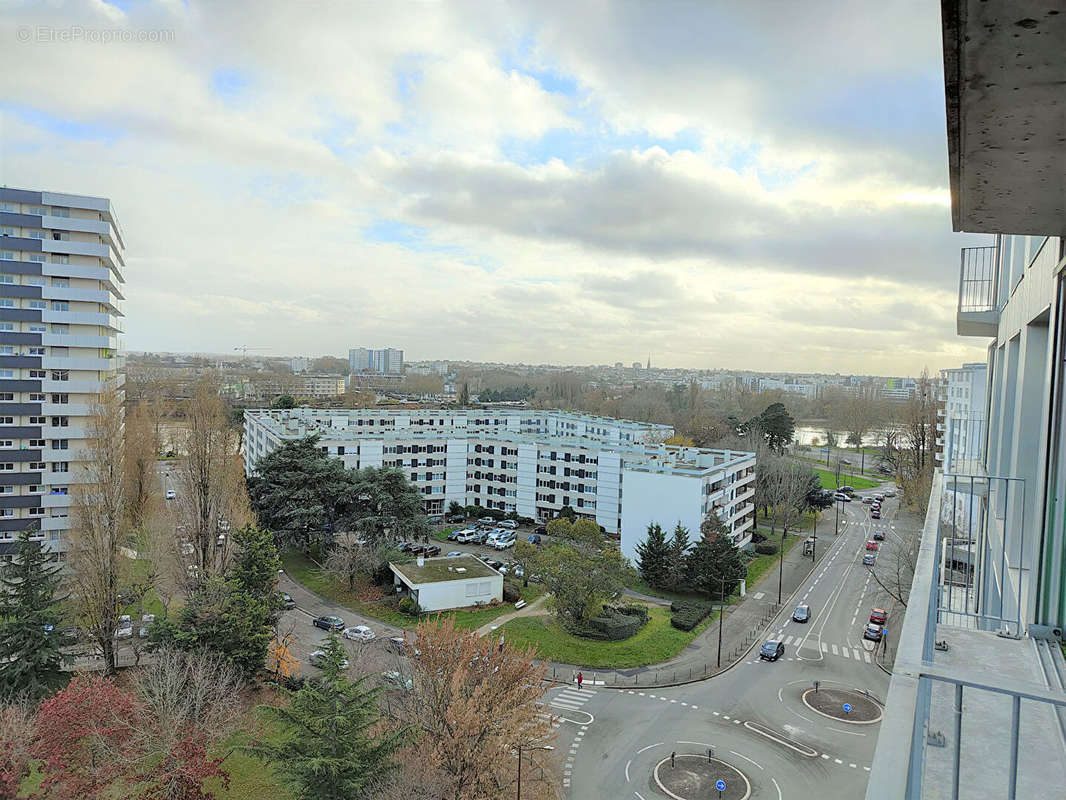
[778,523,785,605]
[717,575,726,667]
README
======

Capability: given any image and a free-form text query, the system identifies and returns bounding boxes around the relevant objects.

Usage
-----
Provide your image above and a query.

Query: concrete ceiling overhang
[942,0,1066,235]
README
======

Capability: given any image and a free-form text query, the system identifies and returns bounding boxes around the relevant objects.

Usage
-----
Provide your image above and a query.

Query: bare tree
[763,455,814,604]
[173,375,251,578]
[0,696,36,798]
[896,369,938,512]
[398,618,555,800]
[837,390,885,474]
[323,534,383,592]
[867,541,919,609]
[69,389,127,674]
[123,399,161,532]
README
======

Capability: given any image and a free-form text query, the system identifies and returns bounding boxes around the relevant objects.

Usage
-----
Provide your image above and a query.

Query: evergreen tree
[635,523,671,589]
[0,529,67,698]
[686,535,748,601]
[665,522,692,592]
[251,635,407,799]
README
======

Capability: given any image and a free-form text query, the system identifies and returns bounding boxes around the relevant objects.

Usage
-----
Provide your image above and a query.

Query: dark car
[423,545,441,557]
[759,641,786,661]
[862,553,876,566]
[527,533,542,545]
[312,615,345,632]
[792,604,810,623]
[408,544,428,556]
[873,530,886,541]
[446,513,466,523]
[447,528,463,541]
[280,592,296,610]
[840,486,855,495]
[534,525,547,536]
[863,623,884,642]
[871,509,881,519]
[870,608,888,624]
[396,541,414,552]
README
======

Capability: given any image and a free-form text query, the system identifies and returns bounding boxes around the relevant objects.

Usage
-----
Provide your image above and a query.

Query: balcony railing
[957,245,1000,336]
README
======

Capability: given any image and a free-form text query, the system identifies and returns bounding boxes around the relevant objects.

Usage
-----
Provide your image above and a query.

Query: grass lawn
[432,526,459,542]
[281,550,544,631]
[623,573,705,605]
[812,467,879,491]
[498,606,716,668]
[745,531,805,588]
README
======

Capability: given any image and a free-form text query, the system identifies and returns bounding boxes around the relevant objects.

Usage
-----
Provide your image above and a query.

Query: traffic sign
[716,779,726,791]
[843,703,853,713]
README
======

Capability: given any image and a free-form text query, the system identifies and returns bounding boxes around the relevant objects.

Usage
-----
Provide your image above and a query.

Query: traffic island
[801,686,883,724]
[653,755,751,800]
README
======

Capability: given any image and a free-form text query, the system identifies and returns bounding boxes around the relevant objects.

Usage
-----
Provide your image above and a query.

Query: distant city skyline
[2,1,986,373]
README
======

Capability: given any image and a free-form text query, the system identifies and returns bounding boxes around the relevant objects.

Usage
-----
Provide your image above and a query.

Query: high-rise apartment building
[867,5,1066,798]
[349,347,403,375]
[0,188,126,561]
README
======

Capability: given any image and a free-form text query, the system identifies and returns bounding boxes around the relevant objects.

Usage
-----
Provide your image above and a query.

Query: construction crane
[234,345,270,357]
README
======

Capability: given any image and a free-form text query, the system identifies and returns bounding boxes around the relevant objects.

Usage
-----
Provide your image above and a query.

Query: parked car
[484,530,503,547]
[873,530,885,541]
[498,520,518,530]
[871,501,881,510]
[865,540,880,551]
[792,604,810,623]
[862,553,876,566]
[870,608,888,624]
[312,615,345,632]
[280,591,296,609]
[423,545,441,557]
[863,623,884,642]
[493,534,516,550]
[310,649,349,669]
[871,509,881,519]
[456,529,479,544]
[427,514,444,525]
[408,544,427,556]
[446,551,462,557]
[834,492,851,502]
[862,496,875,504]
[527,533,542,545]
[449,527,474,541]
[759,640,785,661]
[840,486,855,494]
[396,541,414,552]
[485,559,505,570]
[343,625,376,642]
[381,670,413,690]
[473,530,492,544]
[165,489,176,500]
[139,614,155,638]
[115,615,133,639]
[477,517,496,526]
[534,525,547,536]
[875,494,885,502]
[884,490,897,498]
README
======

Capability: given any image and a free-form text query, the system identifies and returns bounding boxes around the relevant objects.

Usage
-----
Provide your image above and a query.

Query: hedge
[754,542,779,555]
[670,601,714,632]
[502,582,521,603]
[587,612,645,641]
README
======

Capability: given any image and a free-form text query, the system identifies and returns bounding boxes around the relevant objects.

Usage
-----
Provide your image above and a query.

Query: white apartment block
[243,408,756,556]
[936,362,987,535]
[0,187,126,560]
[349,347,403,375]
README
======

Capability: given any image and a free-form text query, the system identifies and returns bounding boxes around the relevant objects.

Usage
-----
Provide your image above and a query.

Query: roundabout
[653,755,751,800]
[801,687,883,724]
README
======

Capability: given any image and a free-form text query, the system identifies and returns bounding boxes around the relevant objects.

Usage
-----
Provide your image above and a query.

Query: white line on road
[636,742,663,755]
[730,750,764,770]
[677,741,716,747]
[772,777,783,800]
[832,644,839,655]
[625,759,631,782]
[829,726,867,736]
[635,793,647,800]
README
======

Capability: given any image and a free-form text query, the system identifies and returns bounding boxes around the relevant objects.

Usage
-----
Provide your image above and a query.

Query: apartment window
[0,323,11,331]
[0,346,11,356]
[28,230,46,240]
[50,255,69,265]
[51,207,70,218]
[51,277,69,287]
[51,231,69,242]
[29,207,46,216]
[28,300,46,310]
[0,464,13,471]
[29,370,45,379]
[28,254,45,263]
[29,393,44,401]
[51,440,68,450]
[0,440,11,448]
[0,509,12,518]
[52,462,69,473]
[0,394,11,401]
[0,486,11,494]
[29,462,44,470]
[28,347,44,356]
[29,439,44,447]
[0,299,14,308]
[0,418,10,426]
[28,325,45,333]
[25,276,45,287]
[0,275,12,285]
[50,487,68,495]
[50,371,68,381]
[50,394,68,404]
[29,507,44,516]
[50,416,69,427]
[30,414,45,424]
[0,251,13,260]
[50,325,67,334]
[0,370,12,379]
[50,301,68,312]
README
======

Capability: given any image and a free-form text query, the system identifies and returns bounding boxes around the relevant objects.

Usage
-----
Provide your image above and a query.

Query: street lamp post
[717,575,726,668]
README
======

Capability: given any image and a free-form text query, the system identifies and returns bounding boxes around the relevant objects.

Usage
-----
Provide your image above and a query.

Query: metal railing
[958,246,998,312]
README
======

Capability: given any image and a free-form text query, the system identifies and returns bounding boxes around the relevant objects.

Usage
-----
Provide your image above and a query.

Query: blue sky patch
[211,68,250,103]
[362,219,499,271]
[0,103,122,142]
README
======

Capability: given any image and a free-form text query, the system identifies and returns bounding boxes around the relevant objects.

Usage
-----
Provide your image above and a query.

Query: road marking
[722,715,730,720]
[730,750,764,770]
[637,742,663,755]
[842,648,850,659]
[853,648,862,660]
[864,766,871,771]
[625,759,631,782]
[822,642,829,653]
[691,705,698,709]
[864,652,872,663]
[850,763,857,768]
[635,793,647,800]
[829,726,867,737]
[754,592,765,599]
[832,644,839,655]
[550,700,584,711]
[678,741,716,747]
[772,777,782,800]
[821,754,830,759]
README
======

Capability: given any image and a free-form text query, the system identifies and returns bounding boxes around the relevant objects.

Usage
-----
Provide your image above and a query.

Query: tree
[0,698,35,800]
[686,535,747,601]
[556,505,577,522]
[69,389,127,674]
[699,510,730,542]
[663,433,696,447]
[762,457,814,604]
[635,523,671,589]
[898,369,938,513]
[758,402,795,453]
[665,522,692,592]
[32,673,137,800]
[835,390,884,473]
[270,394,297,409]
[252,635,406,800]
[458,381,470,406]
[401,618,553,800]
[229,523,282,602]
[447,500,464,517]
[124,399,161,532]
[0,529,67,699]
[349,466,430,545]
[175,375,251,578]
[527,526,626,624]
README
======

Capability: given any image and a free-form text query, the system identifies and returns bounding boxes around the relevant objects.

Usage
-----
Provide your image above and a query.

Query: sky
[0,0,990,374]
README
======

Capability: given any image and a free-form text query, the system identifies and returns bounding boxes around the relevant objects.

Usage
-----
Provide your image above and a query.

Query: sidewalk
[475,593,548,636]
[540,523,844,688]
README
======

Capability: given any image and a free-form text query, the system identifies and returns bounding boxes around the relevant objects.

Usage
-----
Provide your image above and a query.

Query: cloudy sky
[1,0,989,374]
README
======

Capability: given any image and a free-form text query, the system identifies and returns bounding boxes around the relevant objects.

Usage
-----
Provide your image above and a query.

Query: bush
[397,596,418,615]
[670,601,714,632]
[751,532,767,544]
[603,603,649,622]
[587,613,644,641]
[517,516,536,526]
[502,582,521,603]
[754,542,779,556]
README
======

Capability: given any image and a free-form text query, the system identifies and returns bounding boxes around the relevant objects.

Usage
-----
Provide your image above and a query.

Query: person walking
[577,671,583,690]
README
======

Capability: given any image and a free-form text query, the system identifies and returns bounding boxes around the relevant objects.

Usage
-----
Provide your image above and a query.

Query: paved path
[474,593,549,636]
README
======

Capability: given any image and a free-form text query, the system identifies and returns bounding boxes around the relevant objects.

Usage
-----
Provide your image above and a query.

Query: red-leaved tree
[32,673,138,799]
[0,699,35,800]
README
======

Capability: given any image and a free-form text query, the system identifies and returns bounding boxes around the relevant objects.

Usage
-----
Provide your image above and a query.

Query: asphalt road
[558,489,921,800]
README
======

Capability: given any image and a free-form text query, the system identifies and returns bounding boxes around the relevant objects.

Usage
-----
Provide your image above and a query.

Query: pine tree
[251,635,407,800]
[665,522,692,592]
[635,523,671,590]
[0,529,67,699]
[686,534,748,601]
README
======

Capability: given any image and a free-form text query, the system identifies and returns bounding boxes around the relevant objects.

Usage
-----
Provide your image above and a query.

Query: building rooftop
[391,554,499,584]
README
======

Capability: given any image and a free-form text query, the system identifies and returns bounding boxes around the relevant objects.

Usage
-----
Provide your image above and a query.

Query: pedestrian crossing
[749,634,876,664]
[550,687,597,712]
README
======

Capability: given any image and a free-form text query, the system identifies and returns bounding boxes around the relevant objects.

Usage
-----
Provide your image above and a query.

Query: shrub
[751,532,767,544]
[755,542,779,555]
[670,601,714,632]
[502,582,521,603]
[588,613,644,641]
[603,603,649,622]
[397,596,418,615]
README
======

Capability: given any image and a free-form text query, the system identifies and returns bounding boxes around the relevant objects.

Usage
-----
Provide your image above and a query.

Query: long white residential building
[243,408,756,557]
[0,187,126,560]
[936,362,987,535]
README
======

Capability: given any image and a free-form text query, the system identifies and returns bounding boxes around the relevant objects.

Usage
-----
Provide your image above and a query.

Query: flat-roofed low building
[389,554,503,612]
